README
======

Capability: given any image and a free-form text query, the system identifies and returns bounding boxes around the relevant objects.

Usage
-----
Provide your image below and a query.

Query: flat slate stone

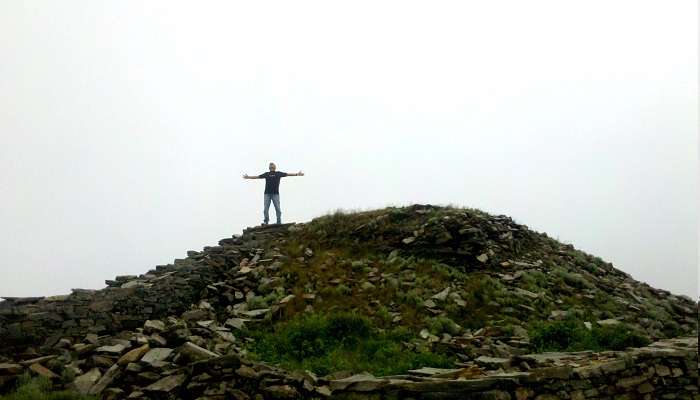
[118,344,150,366]
[179,342,220,361]
[330,373,393,392]
[264,384,300,398]
[19,355,57,366]
[240,308,270,318]
[88,364,121,395]
[144,374,187,392]
[73,368,102,394]
[597,318,621,326]
[225,318,249,330]
[0,363,23,375]
[29,363,59,379]
[408,367,463,377]
[141,348,174,365]
[475,356,511,369]
[143,320,165,333]
[96,344,126,354]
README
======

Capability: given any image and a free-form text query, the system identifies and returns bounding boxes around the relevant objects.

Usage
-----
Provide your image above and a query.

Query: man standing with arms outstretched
[243,162,304,225]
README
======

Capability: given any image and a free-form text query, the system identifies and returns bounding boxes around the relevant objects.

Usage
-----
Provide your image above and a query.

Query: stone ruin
[0,216,697,399]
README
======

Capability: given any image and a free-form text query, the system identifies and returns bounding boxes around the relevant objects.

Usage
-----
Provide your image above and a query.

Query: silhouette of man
[243,162,304,225]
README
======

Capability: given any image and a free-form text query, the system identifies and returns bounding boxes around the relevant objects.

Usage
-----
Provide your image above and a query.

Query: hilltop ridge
[0,204,697,399]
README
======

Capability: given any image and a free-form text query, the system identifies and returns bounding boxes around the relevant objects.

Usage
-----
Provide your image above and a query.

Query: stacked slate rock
[0,206,697,399]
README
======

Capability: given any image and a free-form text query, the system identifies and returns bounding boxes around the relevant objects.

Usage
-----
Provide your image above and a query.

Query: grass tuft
[246,312,454,376]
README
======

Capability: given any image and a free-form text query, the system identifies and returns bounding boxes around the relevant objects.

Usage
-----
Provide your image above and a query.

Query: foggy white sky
[0,1,697,298]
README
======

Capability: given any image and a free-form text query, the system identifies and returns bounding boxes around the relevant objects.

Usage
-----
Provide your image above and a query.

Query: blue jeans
[263,193,281,224]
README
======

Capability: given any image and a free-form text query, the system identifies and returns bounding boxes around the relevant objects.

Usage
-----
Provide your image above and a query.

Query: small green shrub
[397,289,423,306]
[334,284,352,296]
[428,316,462,336]
[429,262,466,280]
[554,269,592,289]
[327,313,371,344]
[520,270,548,292]
[530,319,650,352]
[593,324,650,350]
[530,319,595,352]
[247,296,269,310]
[583,262,598,273]
[375,306,392,324]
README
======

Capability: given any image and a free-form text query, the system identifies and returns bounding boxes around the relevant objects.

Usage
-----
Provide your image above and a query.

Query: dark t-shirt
[259,171,287,194]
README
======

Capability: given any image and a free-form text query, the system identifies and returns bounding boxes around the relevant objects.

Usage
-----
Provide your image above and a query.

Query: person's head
[269,162,276,172]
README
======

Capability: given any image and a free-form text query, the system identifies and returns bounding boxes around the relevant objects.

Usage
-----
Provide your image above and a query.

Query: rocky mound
[0,205,697,399]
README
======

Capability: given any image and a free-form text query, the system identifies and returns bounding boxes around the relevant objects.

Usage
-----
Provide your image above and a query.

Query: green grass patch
[0,374,95,400]
[529,318,650,352]
[245,312,455,376]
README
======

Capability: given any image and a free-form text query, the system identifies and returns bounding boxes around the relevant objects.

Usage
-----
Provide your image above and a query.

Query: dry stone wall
[330,337,699,399]
[0,241,242,356]
[0,268,206,355]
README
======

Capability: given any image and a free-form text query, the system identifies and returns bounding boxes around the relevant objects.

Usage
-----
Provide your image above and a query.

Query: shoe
[261,222,268,226]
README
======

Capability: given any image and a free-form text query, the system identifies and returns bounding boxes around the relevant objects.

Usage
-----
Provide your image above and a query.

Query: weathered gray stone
[476,356,511,370]
[514,288,539,299]
[73,368,101,394]
[360,282,375,290]
[597,318,621,326]
[431,288,450,301]
[330,374,392,392]
[118,344,150,366]
[637,382,654,393]
[408,367,463,377]
[0,363,23,375]
[235,365,258,379]
[141,348,173,365]
[526,366,572,381]
[28,363,59,379]
[182,309,209,321]
[143,320,165,333]
[240,308,270,318]
[616,375,647,389]
[18,355,57,366]
[178,342,220,362]
[598,359,628,374]
[144,374,187,392]
[225,317,249,330]
[655,363,671,376]
[96,344,126,355]
[263,384,300,398]
[88,364,121,395]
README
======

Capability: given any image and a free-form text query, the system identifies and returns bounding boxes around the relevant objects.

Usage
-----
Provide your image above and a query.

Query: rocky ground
[0,205,697,399]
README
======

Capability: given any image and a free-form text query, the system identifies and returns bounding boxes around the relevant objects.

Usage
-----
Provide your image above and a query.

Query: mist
[0,1,697,298]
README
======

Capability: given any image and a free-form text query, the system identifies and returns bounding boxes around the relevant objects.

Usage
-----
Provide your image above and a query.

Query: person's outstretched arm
[285,171,305,177]
[243,173,263,179]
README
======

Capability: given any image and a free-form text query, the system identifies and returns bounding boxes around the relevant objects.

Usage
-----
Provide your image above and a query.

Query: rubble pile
[0,205,696,399]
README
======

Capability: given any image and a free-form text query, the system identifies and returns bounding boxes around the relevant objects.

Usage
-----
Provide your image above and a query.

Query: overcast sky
[0,1,697,298]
